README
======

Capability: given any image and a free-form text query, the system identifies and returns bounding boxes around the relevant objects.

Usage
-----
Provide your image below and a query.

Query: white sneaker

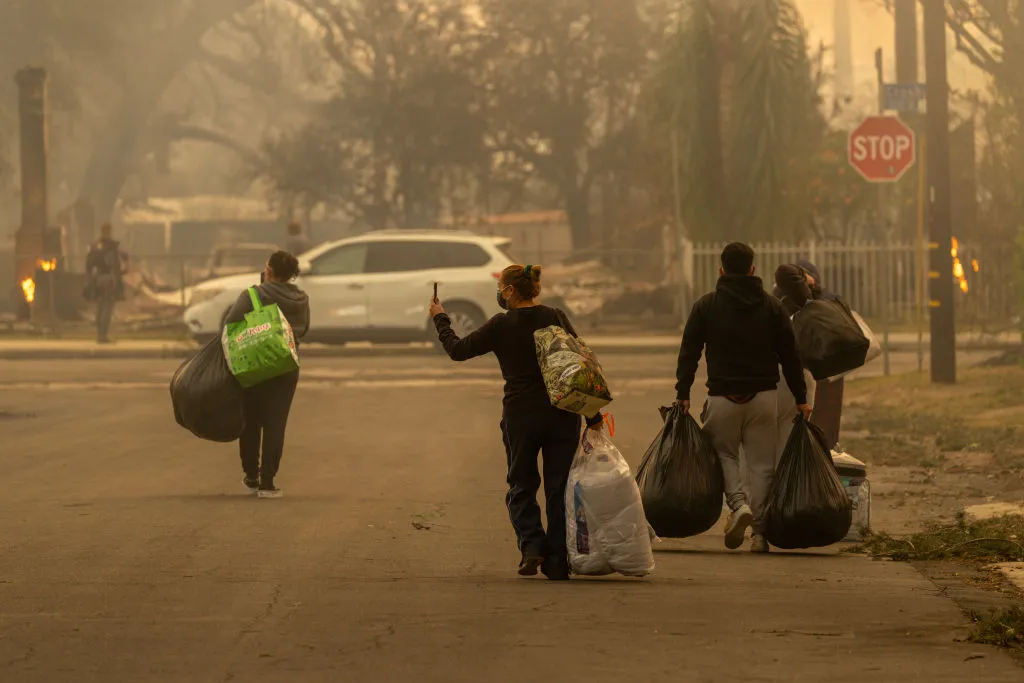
[258,487,283,499]
[750,534,770,554]
[724,505,754,550]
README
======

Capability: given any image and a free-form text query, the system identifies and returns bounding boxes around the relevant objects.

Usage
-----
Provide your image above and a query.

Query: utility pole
[894,0,918,84]
[894,0,926,373]
[923,1,957,383]
[875,48,892,377]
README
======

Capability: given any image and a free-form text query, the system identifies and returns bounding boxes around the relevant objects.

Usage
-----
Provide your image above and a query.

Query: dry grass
[969,607,1024,649]
[842,366,1024,469]
[853,512,1024,563]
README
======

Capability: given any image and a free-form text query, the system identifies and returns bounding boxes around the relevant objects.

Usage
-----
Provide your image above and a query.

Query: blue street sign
[883,83,926,112]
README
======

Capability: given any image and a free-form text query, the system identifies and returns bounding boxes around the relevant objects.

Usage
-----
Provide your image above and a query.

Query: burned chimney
[13,67,66,323]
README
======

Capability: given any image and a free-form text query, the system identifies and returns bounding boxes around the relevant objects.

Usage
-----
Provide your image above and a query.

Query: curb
[0,341,1017,361]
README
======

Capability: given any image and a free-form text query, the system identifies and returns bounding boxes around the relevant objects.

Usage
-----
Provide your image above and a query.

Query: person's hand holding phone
[429,282,445,318]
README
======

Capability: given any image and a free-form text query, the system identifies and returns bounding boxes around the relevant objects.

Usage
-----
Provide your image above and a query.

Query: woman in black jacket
[429,264,601,580]
[794,260,845,450]
[223,251,310,499]
[773,264,818,455]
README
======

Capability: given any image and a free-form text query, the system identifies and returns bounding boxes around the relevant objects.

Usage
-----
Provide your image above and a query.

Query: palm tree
[647,0,826,242]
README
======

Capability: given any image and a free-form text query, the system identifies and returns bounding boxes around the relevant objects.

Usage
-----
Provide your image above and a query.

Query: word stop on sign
[851,134,912,163]
[847,115,917,182]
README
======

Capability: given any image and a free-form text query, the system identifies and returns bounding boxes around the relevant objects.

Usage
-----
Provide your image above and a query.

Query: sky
[796,0,989,100]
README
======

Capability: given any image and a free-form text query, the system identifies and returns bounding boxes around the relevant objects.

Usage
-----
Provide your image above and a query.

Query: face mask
[496,286,510,310]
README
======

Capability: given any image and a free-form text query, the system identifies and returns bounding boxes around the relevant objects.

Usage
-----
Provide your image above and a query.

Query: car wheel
[432,302,486,351]
[445,302,486,337]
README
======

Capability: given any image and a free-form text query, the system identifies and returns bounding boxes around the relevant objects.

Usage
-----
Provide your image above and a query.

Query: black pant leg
[813,378,844,449]
[238,388,264,480]
[540,410,582,563]
[256,370,299,480]
[96,298,114,341]
[501,415,546,557]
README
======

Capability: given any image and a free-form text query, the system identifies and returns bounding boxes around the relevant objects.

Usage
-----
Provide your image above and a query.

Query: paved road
[0,353,1018,682]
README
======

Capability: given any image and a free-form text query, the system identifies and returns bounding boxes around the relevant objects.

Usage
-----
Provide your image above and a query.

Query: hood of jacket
[715,274,767,309]
[795,259,821,284]
[795,259,839,301]
[773,264,811,314]
[258,281,309,324]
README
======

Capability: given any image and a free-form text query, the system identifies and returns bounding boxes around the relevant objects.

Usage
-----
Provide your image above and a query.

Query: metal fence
[690,240,1014,323]
[529,238,1015,325]
[691,241,920,320]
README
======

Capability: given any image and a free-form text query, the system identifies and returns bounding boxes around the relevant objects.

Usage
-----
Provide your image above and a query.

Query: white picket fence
[522,236,1011,322]
[690,241,925,320]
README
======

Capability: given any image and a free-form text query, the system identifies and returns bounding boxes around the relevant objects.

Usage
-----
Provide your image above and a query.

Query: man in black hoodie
[676,243,810,553]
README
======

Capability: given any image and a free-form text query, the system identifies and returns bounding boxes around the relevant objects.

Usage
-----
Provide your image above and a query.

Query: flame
[971,259,980,273]
[20,259,57,304]
[951,237,970,294]
[21,277,35,303]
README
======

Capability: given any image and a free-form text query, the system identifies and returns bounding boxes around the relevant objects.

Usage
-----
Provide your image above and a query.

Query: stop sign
[848,115,917,182]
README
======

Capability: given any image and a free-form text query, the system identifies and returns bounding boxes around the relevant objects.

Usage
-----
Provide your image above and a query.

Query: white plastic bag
[825,310,881,382]
[853,311,882,365]
[565,427,655,577]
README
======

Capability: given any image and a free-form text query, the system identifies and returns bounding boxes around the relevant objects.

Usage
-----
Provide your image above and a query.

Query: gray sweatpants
[702,392,778,533]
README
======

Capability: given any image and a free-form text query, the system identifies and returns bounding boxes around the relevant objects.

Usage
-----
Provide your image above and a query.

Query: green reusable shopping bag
[221,287,300,388]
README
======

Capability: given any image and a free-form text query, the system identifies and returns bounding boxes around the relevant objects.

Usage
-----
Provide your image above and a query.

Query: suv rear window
[364,240,490,273]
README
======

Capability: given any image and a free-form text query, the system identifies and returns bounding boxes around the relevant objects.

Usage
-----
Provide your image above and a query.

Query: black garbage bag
[763,417,852,549]
[636,406,724,538]
[792,299,869,380]
[170,338,245,442]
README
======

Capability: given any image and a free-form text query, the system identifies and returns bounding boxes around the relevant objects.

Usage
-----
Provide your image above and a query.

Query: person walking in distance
[795,259,845,450]
[773,264,817,456]
[675,243,810,554]
[85,223,129,344]
[430,264,603,580]
[223,251,310,499]
[285,221,313,256]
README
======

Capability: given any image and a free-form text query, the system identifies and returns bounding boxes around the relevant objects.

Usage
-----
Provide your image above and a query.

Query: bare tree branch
[166,122,265,168]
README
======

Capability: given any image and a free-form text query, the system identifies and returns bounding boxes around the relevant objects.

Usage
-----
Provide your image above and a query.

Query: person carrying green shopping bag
[222,251,310,498]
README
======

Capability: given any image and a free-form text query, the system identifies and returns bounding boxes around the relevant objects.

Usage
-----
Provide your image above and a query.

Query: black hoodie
[224,281,311,341]
[676,275,806,403]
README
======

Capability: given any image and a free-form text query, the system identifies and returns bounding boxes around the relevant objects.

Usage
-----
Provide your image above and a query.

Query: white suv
[184,231,513,344]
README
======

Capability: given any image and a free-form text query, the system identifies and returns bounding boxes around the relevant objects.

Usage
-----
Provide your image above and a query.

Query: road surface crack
[240,584,283,635]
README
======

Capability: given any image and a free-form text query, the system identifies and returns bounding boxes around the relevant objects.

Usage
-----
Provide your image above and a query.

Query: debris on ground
[843,366,1024,534]
[981,347,1024,367]
[969,606,1024,649]
[544,260,677,321]
[544,261,626,317]
[853,512,1024,563]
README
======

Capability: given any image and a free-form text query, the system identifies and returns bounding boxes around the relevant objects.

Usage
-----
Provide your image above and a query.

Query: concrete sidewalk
[0,331,1017,360]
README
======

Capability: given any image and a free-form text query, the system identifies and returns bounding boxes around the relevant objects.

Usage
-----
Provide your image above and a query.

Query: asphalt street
[0,351,1018,682]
